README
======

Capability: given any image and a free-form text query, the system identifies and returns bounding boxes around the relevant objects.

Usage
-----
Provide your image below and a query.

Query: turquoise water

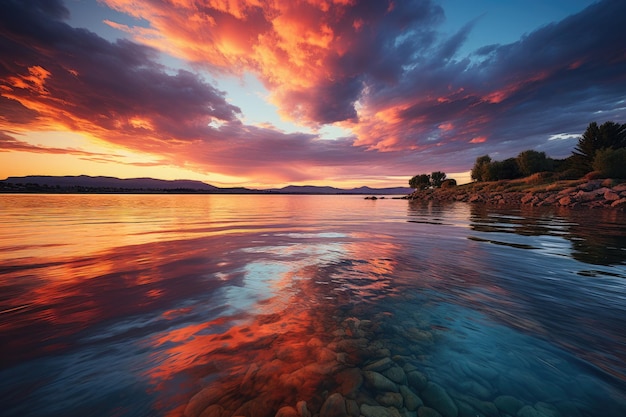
[0,194,624,417]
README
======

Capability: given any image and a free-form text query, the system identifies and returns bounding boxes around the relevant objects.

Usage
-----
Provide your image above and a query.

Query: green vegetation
[409,171,453,190]
[593,148,626,179]
[469,120,626,183]
[573,121,626,173]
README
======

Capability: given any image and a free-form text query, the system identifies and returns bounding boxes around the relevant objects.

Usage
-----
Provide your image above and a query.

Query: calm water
[0,194,625,417]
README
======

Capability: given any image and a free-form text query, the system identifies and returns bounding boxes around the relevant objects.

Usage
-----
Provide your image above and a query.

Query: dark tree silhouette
[573,121,626,172]
[430,171,447,187]
[516,150,553,176]
[409,174,431,190]
[471,155,492,181]
[592,148,626,178]
[489,158,521,180]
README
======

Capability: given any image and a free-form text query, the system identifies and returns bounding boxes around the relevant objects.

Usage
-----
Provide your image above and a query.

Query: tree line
[408,121,625,189]
[409,171,457,190]
[470,121,626,182]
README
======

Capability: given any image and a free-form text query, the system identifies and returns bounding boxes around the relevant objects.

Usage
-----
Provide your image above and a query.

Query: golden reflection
[142,235,406,417]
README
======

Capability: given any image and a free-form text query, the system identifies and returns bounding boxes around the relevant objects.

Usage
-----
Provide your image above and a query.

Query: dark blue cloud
[0,0,241,139]
[360,0,626,166]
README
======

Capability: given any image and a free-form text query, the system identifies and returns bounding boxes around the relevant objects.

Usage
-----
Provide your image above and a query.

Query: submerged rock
[406,370,428,391]
[458,380,491,400]
[456,395,498,417]
[382,365,407,385]
[494,395,524,415]
[275,406,300,417]
[346,399,360,417]
[199,404,223,417]
[363,371,400,393]
[534,402,561,417]
[455,400,484,417]
[364,357,394,372]
[335,368,363,398]
[418,406,443,417]
[400,385,423,411]
[184,384,226,417]
[296,401,311,417]
[233,394,281,417]
[376,392,403,408]
[360,404,397,417]
[421,382,458,417]
[517,405,541,417]
[320,393,349,417]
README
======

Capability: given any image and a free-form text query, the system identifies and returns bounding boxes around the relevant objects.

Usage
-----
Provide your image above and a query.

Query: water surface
[1,194,625,417]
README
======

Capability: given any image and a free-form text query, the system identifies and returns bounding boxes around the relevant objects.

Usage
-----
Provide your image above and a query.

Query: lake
[1,194,625,417]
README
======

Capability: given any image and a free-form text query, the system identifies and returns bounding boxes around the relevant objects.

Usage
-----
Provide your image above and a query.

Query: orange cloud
[100,0,387,125]
[6,66,51,95]
[469,136,487,144]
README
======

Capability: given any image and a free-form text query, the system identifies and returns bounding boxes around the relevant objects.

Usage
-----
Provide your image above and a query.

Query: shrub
[592,147,626,178]
[440,179,457,189]
[556,168,584,180]
[583,170,603,180]
[524,171,553,184]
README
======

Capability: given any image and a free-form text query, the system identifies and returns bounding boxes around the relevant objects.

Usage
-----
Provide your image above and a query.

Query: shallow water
[0,194,625,417]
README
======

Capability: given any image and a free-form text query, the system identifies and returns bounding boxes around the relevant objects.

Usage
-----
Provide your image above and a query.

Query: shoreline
[404,177,626,210]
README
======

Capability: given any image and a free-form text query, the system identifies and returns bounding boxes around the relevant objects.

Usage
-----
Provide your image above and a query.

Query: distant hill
[274,185,413,195]
[1,175,413,195]
[350,186,415,195]
[2,175,218,191]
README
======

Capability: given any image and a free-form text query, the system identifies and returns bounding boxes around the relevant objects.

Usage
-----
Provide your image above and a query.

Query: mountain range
[1,175,413,195]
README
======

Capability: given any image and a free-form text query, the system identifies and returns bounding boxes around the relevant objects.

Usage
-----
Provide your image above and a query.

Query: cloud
[0,0,442,183]
[101,0,446,126]
[2,0,626,185]
[101,0,626,167]
[0,131,115,157]
[352,0,626,159]
[0,0,241,141]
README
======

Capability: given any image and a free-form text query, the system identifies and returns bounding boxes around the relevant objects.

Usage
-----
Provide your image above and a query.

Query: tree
[489,158,521,180]
[430,171,447,187]
[573,121,626,172]
[592,148,626,178]
[515,150,553,176]
[471,155,492,182]
[409,174,431,190]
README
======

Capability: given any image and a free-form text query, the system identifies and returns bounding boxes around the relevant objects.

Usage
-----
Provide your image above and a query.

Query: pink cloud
[469,136,487,144]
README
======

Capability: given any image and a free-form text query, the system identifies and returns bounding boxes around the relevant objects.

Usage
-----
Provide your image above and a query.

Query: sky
[1,0,625,188]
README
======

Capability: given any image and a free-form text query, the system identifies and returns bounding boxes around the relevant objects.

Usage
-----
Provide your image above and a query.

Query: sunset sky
[1,0,625,188]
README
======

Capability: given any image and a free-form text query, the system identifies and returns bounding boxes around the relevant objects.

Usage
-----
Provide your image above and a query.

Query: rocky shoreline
[404,178,626,210]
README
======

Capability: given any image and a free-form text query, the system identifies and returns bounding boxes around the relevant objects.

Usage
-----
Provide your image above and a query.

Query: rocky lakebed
[182,291,624,417]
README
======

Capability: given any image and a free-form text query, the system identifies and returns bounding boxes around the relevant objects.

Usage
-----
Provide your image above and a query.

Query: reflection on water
[0,195,625,417]
[467,204,626,266]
